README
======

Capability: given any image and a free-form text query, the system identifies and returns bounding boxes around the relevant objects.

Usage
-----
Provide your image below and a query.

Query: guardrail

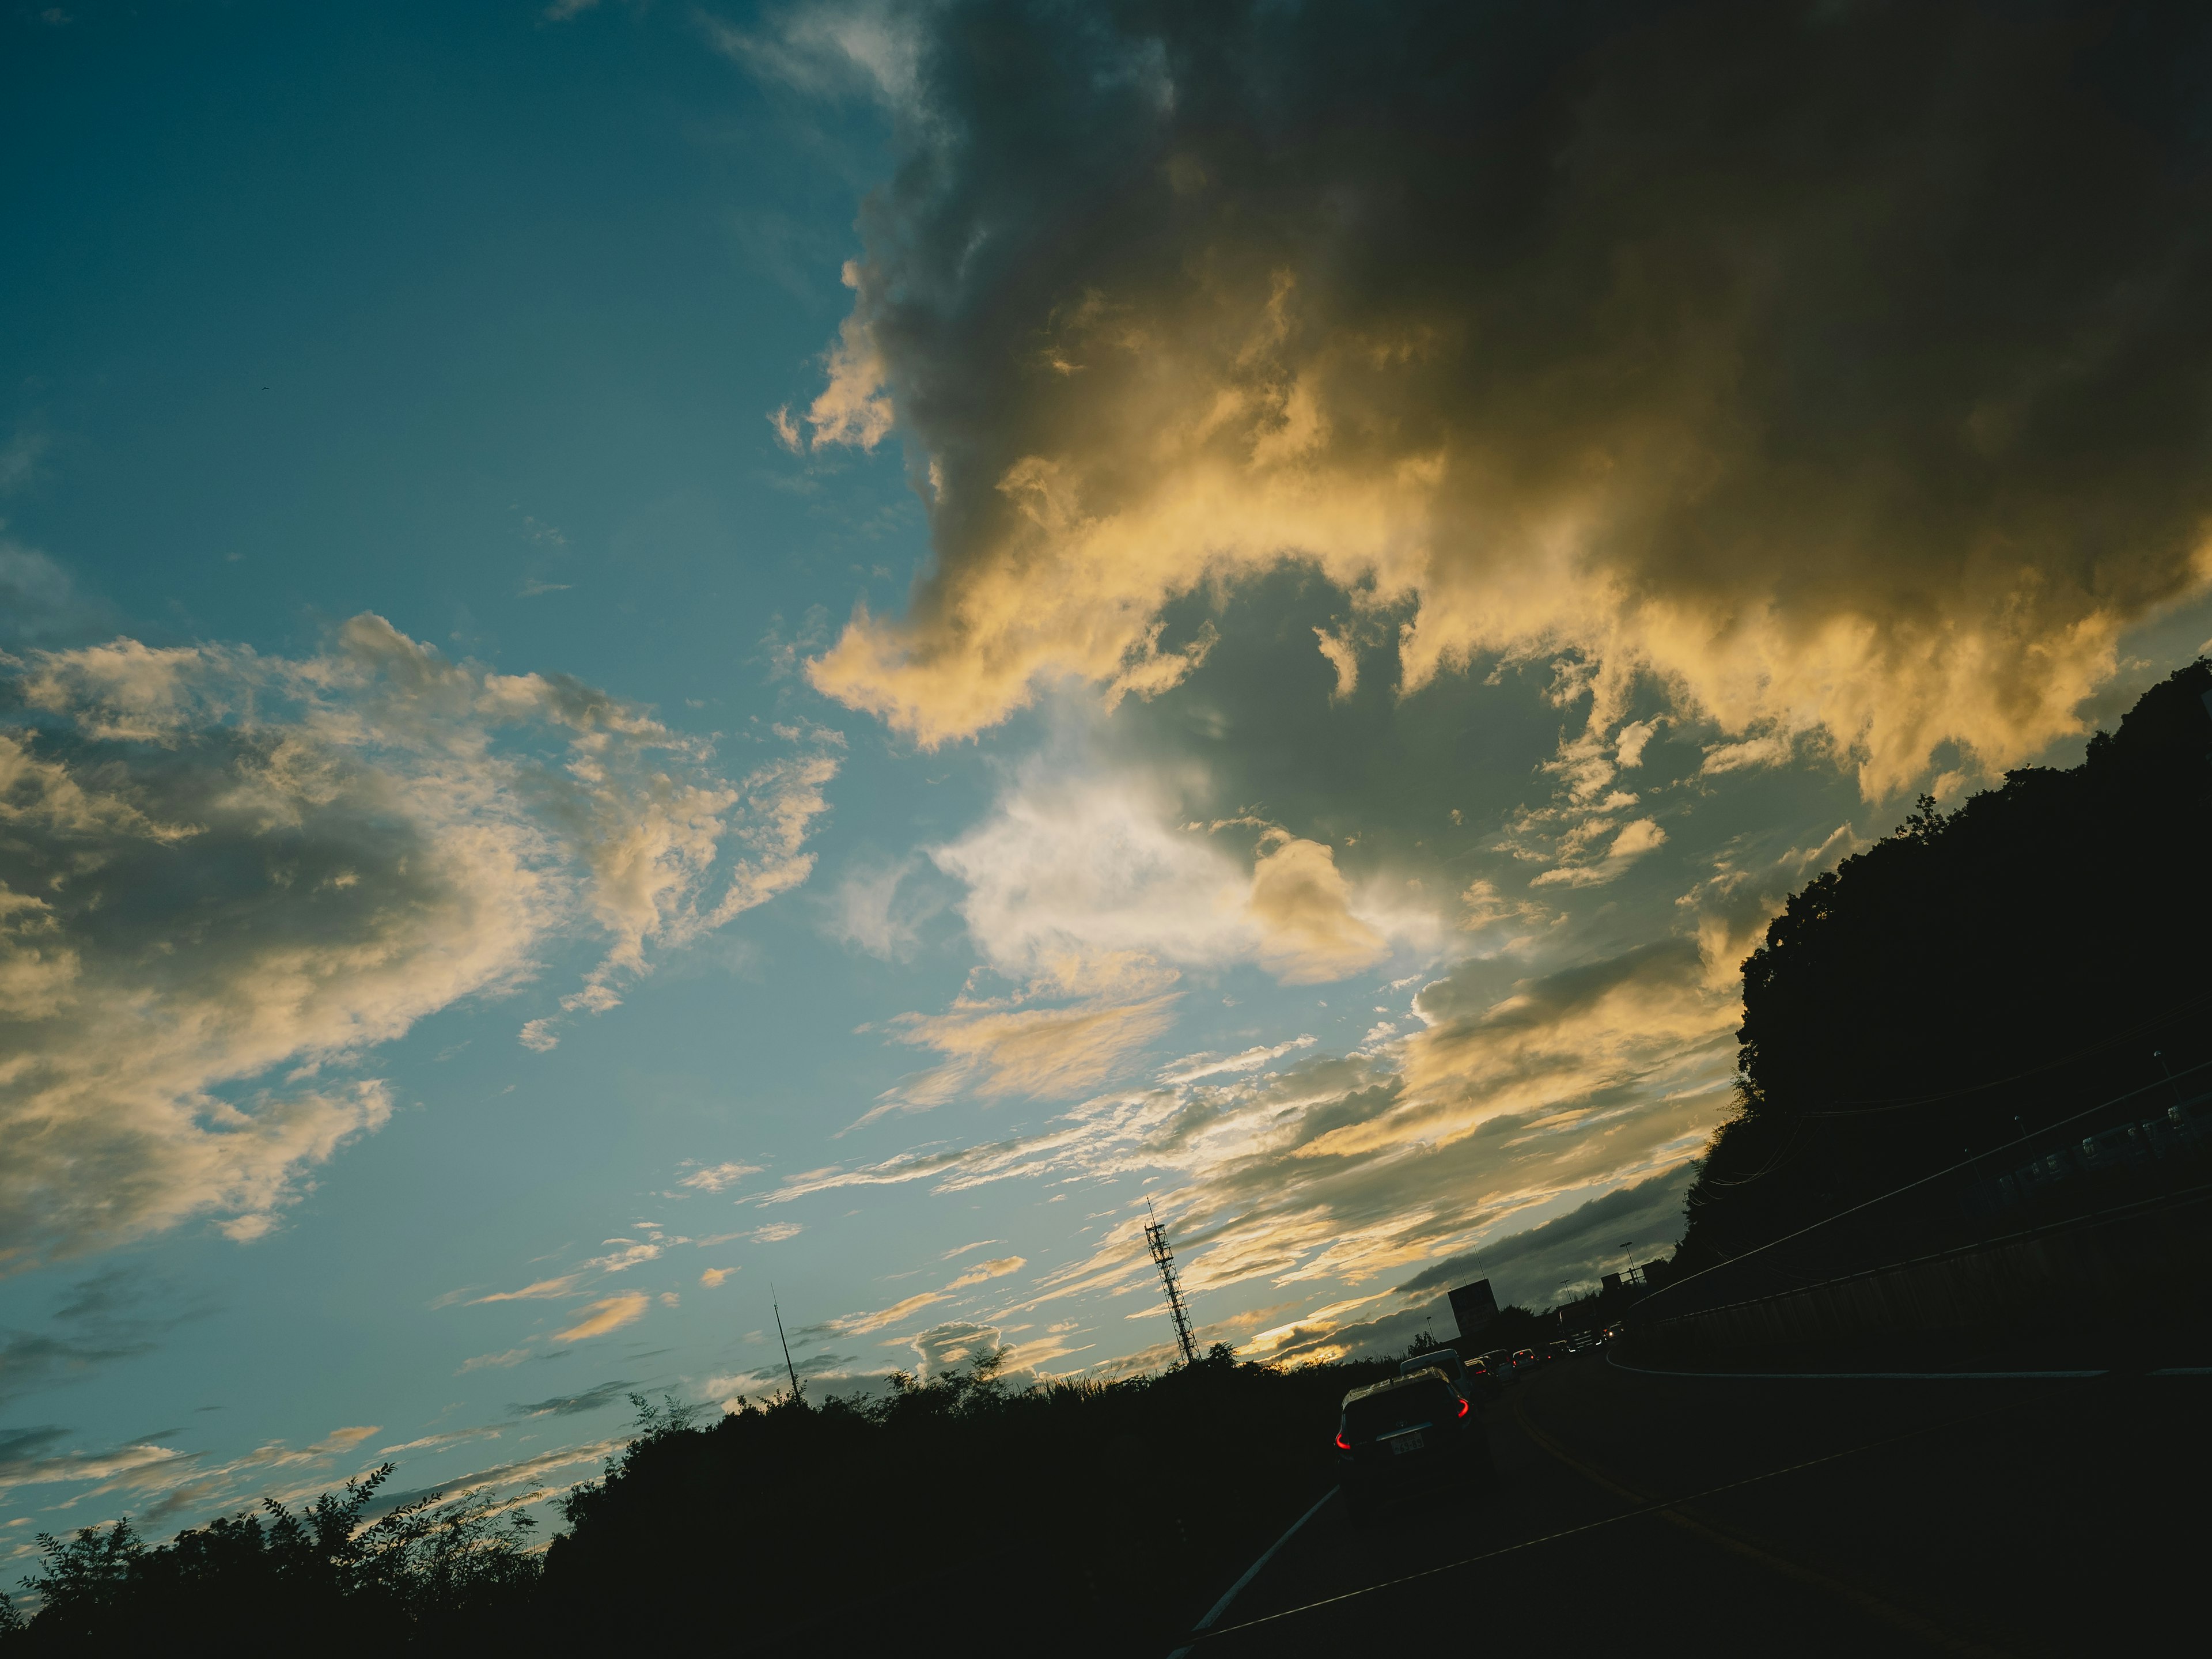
[1623,1059,2212,1366]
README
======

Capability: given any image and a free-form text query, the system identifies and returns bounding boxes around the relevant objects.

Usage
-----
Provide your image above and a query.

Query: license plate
[1391,1433,1425,1455]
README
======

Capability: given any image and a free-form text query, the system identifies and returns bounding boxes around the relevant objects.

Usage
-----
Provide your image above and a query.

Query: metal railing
[1632,1058,2212,1333]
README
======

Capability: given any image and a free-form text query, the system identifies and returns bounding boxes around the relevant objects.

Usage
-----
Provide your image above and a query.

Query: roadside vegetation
[1677,660,2212,1267]
[1,1344,1410,1652]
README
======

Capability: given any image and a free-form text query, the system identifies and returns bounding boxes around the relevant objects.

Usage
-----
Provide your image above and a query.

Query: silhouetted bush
[0,1465,538,1654]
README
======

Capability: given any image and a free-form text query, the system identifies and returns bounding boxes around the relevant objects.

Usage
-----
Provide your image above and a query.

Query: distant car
[1481,1348,1519,1386]
[1510,1348,1540,1376]
[1336,1369,1493,1521]
[1397,1349,1471,1396]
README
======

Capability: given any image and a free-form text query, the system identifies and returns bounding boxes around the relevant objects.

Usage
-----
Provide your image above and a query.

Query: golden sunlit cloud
[552,1293,650,1343]
[798,2,2212,799]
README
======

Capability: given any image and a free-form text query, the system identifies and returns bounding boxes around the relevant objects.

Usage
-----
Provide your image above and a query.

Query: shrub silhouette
[1,1467,539,1654]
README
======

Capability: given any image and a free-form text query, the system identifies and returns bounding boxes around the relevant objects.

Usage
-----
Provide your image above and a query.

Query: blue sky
[6,0,2211,1551]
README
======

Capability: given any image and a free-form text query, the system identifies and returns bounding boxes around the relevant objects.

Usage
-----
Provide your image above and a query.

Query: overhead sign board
[1448,1278,1498,1340]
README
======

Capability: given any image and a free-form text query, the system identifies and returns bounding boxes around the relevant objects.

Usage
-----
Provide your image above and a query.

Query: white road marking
[1164,1485,1339,1658]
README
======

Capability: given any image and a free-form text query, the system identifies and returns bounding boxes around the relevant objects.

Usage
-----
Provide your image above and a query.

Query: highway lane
[1177,1355,2209,1656]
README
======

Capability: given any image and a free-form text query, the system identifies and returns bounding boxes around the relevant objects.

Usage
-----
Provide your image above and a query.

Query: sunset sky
[6,1,2211,1545]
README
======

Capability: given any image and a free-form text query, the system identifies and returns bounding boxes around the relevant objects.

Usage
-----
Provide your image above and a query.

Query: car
[1397,1348,1472,1395]
[1510,1347,1541,1375]
[1335,1369,1493,1521]
[1480,1348,1519,1386]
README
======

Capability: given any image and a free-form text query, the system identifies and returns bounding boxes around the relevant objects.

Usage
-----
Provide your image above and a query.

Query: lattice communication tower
[1143,1205,1198,1366]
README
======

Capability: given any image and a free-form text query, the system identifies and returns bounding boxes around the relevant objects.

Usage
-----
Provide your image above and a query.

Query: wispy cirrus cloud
[759,925,1736,1358]
[945,1255,1024,1290]
[551,1294,650,1343]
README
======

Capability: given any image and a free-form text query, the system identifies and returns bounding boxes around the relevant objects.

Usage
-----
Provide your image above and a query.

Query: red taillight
[1335,1429,1351,1450]
[1457,1396,1471,1418]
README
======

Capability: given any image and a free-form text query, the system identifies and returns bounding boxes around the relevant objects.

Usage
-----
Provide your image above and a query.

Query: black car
[1335,1370,1493,1520]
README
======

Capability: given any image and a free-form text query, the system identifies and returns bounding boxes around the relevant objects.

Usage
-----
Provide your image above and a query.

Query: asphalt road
[1174,1354,2210,1657]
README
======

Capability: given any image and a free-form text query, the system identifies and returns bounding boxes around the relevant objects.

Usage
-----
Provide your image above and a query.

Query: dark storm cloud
[798,0,2212,796]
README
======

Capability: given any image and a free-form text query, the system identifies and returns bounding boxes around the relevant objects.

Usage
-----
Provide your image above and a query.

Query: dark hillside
[1680,660,2212,1266]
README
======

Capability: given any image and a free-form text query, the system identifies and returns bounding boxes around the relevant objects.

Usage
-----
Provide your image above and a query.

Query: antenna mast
[771,1283,802,1400]
[1143,1201,1199,1367]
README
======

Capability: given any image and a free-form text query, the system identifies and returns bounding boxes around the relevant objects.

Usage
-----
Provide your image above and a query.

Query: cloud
[761,922,1735,1349]
[827,1291,943,1336]
[930,770,1256,978]
[910,1321,1002,1380]
[0,1432,191,1497]
[466,1277,586,1305]
[945,1255,1025,1290]
[707,0,923,109]
[1240,1167,1702,1363]
[1158,1036,1318,1086]
[824,854,949,960]
[361,1437,624,1520]
[796,0,2212,798]
[853,759,1438,1123]
[0,1407,486,1534]
[0,616,838,1267]
[677,1161,764,1194]
[1680,821,1863,974]
[871,988,1181,1120]
[1393,1166,1698,1309]
[700,1267,737,1287]
[1529,817,1669,889]
[550,1295,650,1343]
[459,1349,535,1373]
[1245,834,1387,983]
[0,536,113,648]
[510,1380,637,1419]
[0,1268,196,1407]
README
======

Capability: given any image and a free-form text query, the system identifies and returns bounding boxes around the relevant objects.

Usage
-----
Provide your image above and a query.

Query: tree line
[1,1344,1396,1653]
[1677,660,2212,1267]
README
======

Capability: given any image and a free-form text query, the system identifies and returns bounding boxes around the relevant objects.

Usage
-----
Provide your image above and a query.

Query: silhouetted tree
[1680,660,2212,1266]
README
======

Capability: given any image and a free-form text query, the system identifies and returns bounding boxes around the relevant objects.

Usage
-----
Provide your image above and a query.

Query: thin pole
[771,1282,801,1400]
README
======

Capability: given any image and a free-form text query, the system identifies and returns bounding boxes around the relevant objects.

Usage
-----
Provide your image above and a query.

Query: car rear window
[1344,1379,1456,1438]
